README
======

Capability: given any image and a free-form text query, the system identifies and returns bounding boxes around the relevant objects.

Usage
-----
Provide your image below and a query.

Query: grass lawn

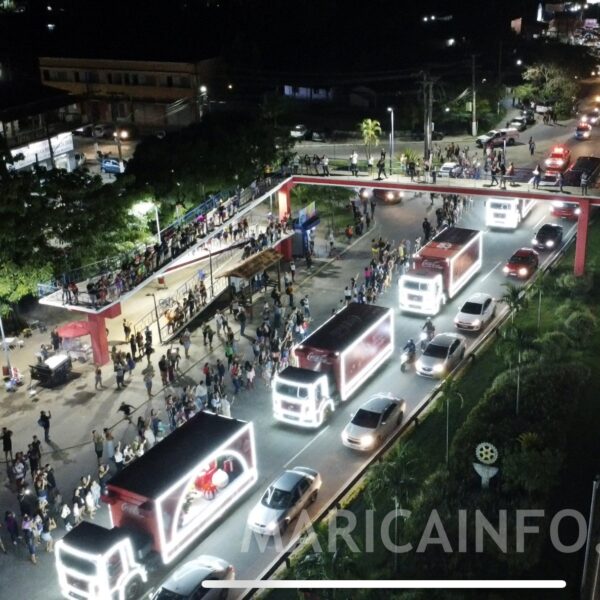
[266,219,600,599]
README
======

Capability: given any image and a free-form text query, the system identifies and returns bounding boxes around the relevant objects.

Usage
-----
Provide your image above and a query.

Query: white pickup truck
[476,128,519,148]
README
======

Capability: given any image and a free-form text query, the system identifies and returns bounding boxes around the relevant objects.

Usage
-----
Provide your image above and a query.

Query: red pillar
[277,183,293,260]
[574,199,590,277]
[87,313,110,365]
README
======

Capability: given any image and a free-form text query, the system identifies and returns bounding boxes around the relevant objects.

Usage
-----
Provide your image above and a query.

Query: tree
[502,446,564,499]
[0,261,53,317]
[499,282,527,323]
[359,118,382,161]
[436,376,464,465]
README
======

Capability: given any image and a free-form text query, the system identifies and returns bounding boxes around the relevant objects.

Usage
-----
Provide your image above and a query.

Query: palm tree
[437,376,464,464]
[500,282,527,323]
[359,118,382,161]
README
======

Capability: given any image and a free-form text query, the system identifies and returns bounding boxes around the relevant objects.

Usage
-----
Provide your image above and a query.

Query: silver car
[416,333,467,378]
[454,293,496,332]
[341,394,406,451]
[150,555,234,599]
[247,467,321,535]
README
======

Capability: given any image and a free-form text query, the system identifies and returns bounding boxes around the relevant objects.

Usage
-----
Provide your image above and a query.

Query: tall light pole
[472,54,478,137]
[582,475,600,594]
[0,314,12,376]
[387,107,395,175]
[153,204,161,245]
[145,293,163,344]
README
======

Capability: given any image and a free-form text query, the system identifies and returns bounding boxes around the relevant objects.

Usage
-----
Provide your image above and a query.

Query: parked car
[575,122,592,140]
[532,223,563,250]
[437,162,462,177]
[150,555,235,600]
[93,123,115,139]
[341,394,406,451]
[508,116,528,131]
[476,128,519,148]
[247,466,321,535]
[563,155,600,186]
[290,124,308,139]
[416,333,467,378]
[454,293,496,332]
[544,145,571,172]
[100,158,124,174]
[72,124,94,137]
[503,248,539,279]
[550,200,581,220]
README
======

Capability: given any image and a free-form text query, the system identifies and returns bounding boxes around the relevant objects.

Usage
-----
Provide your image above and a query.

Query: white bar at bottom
[203,580,566,590]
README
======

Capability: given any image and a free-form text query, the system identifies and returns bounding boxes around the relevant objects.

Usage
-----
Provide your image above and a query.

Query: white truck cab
[273,367,335,428]
[55,523,151,600]
[398,270,445,315]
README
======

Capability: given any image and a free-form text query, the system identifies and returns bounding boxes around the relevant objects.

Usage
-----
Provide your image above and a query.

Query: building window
[85,71,99,84]
[106,73,112,84]
[180,76,190,88]
[74,71,80,83]
[113,73,122,85]
[123,73,130,85]
[131,73,139,85]
[43,69,50,81]
[144,75,156,86]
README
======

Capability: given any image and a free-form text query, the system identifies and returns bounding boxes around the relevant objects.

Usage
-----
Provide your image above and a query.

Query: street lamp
[145,293,163,344]
[516,59,523,66]
[387,106,394,175]
[131,201,162,245]
[0,313,12,377]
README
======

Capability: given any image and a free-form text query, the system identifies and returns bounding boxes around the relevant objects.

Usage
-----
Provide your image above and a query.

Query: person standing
[92,430,104,465]
[532,164,543,189]
[581,171,589,195]
[322,155,329,176]
[21,514,37,564]
[129,333,137,359]
[135,331,144,359]
[301,295,310,319]
[38,411,51,443]
[557,171,564,193]
[94,367,103,390]
[4,511,19,546]
[181,328,192,359]
[143,368,154,398]
[286,283,294,308]
[422,218,432,243]
[115,363,125,389]
[376,151,387,180]
[350,150,359,176]
[1,427,13,464]
[122,319,132,343]
[238,307,247,337]
[528,137,535,156]
[289,260,296,282]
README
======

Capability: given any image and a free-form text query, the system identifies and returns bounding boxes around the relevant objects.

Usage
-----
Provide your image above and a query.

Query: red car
[503,248,539,279]
[544,145,571,172]
[550,200,581,220]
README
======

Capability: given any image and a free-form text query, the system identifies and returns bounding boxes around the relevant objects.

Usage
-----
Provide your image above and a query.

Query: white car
[341,394,406,451]
[454,293,496,332]
[416,333,467,378]
[290,124,308,139]
[247,466,321,535]
[93,123,115,139]
[437,162,462,177]
[150,555,234,599]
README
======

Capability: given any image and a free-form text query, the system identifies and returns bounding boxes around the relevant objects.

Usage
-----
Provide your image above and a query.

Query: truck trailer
[272,303,394,428]
[399,227,483,315]
[55,412,257,600]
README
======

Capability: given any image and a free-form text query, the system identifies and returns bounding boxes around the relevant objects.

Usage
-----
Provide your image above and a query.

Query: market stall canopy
[219,248,281,280]
[57,321,92,338]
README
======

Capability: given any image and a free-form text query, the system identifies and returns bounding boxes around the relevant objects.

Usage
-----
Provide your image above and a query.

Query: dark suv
[564,156,600,186]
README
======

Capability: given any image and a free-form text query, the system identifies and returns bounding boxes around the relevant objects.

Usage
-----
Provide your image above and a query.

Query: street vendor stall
[30,353,72,387]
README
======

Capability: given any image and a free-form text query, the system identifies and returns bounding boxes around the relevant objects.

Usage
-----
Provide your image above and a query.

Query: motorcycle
[400,349,416,372]
[420,330,434,351]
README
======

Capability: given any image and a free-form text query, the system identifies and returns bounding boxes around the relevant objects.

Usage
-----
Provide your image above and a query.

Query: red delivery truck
[398,227,483,316]
[55,412,257,600]
[272,303,394,428]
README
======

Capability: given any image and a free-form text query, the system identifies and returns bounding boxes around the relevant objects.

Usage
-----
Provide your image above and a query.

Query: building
[0,82,82,171]
[39,55,222,130]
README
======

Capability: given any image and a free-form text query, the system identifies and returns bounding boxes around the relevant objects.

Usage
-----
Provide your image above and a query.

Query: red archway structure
[286,175,600,277]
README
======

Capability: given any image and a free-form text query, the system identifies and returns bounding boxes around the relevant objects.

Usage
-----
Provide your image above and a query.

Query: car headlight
[341,430,350,442]
[415,359,423,370]
[386,192,394,200]
[546,240,555,248]
[472,319,481,328]
[433,364,445,373]
[266,520,279,532]
[584,132,590,138]
[518,267,528,276]
[502,266,510,273]
[531,237,538,245]
[360,434,375,448]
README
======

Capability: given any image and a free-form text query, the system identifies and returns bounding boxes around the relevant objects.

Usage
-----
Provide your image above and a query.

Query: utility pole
[472,54,478,137]
[422,72,433,160]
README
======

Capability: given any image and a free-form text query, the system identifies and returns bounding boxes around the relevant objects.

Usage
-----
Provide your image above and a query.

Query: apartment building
[38,55,222,130]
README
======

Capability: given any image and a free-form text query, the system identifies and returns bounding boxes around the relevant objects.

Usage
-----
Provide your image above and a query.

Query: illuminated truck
[485,197,536,229]
[272,303,394,428]
[55,412,257,600]
[399,227,483,315]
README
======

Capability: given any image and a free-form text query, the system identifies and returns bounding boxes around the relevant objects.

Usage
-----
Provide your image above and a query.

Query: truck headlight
[433,364,444,373]
[546,240,555,248]
[518,267,528,276]
[360,434,375,448]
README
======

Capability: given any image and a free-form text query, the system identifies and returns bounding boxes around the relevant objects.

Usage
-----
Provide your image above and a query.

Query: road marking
[532,214,546,229]
[480,261,501,282]
[284,426,330,467]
